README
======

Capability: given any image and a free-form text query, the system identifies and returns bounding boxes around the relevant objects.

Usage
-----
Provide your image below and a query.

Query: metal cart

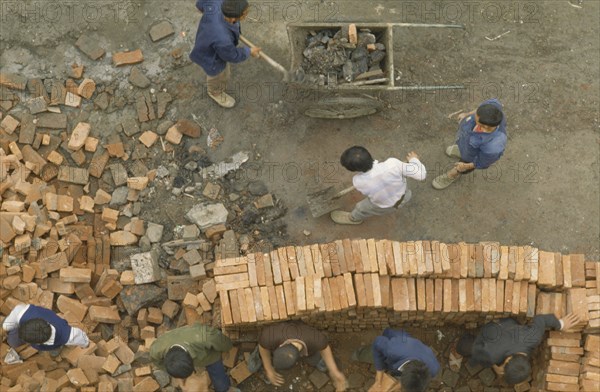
[284,22,465,119]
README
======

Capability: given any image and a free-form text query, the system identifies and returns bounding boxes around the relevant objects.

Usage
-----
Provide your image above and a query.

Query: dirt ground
[1,0,598,391]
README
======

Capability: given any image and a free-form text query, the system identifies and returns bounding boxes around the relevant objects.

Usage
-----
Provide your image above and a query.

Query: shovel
[306,185,355,218]
[240,35,296,82]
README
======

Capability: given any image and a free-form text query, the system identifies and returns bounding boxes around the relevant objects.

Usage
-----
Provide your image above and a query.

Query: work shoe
[445,144,462,159]
[432,173,457,190]
[330,210,363,225]
[208,92,236,108]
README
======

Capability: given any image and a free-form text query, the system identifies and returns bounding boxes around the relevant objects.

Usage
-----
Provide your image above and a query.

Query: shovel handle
[239,35,288,76]
[332,186,355,199]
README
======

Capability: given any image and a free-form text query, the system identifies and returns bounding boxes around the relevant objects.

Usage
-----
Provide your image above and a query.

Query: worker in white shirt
[2,304,89,352]
[330,146,427,225]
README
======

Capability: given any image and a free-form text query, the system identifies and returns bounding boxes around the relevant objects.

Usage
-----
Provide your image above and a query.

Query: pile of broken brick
[0,19,290,391]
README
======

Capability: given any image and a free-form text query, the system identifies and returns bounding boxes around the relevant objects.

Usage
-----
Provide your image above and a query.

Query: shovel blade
[306,186,343,218]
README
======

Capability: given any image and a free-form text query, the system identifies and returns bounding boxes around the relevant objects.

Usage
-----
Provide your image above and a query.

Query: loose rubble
[0,30,290,391]
[301,24,387,85]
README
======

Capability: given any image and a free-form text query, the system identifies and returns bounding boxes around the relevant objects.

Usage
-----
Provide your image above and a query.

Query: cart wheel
[303,97,383,119]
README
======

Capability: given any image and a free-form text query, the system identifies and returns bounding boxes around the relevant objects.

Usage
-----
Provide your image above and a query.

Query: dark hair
[340,146,374,172]
[222,0,249,18]
[273,344,299,370]
[504,355,530,385]
[399,360,431,392]
[476,104,503,127]
[165,346,195,378]
[456,334,475,357]
[19,318,52,344]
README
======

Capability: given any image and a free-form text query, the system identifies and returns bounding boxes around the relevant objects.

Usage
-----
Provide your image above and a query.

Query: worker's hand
[560,313,583,331]
[250,46,262,58]
[454,161,474,173]
[406,151,419,161]
[458,110,475,122]
[265,368,284,386]
[492,364,505,376]
[331,371,348,391]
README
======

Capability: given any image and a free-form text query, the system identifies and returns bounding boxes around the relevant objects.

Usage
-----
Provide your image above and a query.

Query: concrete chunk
[149,21,175,42]
[186,203,229,229]
[130,251,161,284]
[76,35,106,60]
[128,66,151,88]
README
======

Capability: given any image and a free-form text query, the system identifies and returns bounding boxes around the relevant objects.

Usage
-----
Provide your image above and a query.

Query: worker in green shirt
[150,323,240,392]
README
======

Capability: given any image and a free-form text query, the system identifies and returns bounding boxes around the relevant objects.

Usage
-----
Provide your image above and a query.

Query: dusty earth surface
[1,0,598,391]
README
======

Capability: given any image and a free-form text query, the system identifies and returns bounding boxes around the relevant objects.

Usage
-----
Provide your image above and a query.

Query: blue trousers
[206,359,230,392]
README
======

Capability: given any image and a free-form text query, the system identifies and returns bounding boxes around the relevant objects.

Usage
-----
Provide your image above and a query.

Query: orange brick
[60,267,92,283]
[89,305,120,324]
[113,49,144,66]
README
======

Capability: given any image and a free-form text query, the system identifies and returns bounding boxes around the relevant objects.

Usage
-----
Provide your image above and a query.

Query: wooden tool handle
[240,35,285,70]
[332,186,355,199]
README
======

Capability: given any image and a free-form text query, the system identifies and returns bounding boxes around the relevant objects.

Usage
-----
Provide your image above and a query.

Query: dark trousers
[206,359,230,392]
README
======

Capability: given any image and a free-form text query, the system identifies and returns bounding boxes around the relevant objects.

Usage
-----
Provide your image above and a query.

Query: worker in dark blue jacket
[190,0,261,108]
[433,98,507,189]
[354,328,440,392]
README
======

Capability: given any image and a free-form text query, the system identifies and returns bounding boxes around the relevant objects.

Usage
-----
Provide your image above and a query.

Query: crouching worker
[452,313,582,385]
[255,321,347,391]
[353,328,440,392]
[2,304,89,351]
[150,323,240,392]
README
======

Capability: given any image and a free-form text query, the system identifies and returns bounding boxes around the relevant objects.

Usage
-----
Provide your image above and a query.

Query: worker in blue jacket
[433,98,507,189]
[354,328,440,392]
[190,0,261,108]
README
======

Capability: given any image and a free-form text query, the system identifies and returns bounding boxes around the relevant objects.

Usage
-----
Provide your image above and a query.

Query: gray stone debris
[119,284,167,315]
[146,222,164,243]
[110,186,129,207]
[185,203,229,229]
[157,120,174,135]
[149,21,175,42]
[201,151,249,179]
[139,236,152,252]
[184,161,198,171]
[182,224,200,240]
[121,117,141,137]
[129,66,151,88]
[156,165,170,178]
[28,96,47,114]
[301,27,387,85]
[130,251,161,284]
[109,163,128,186]
[153,370,171,388]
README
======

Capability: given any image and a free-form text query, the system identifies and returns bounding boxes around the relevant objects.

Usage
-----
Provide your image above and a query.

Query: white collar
[38,325,56,346]
[397,360,413,373]
[279,338,308,357]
